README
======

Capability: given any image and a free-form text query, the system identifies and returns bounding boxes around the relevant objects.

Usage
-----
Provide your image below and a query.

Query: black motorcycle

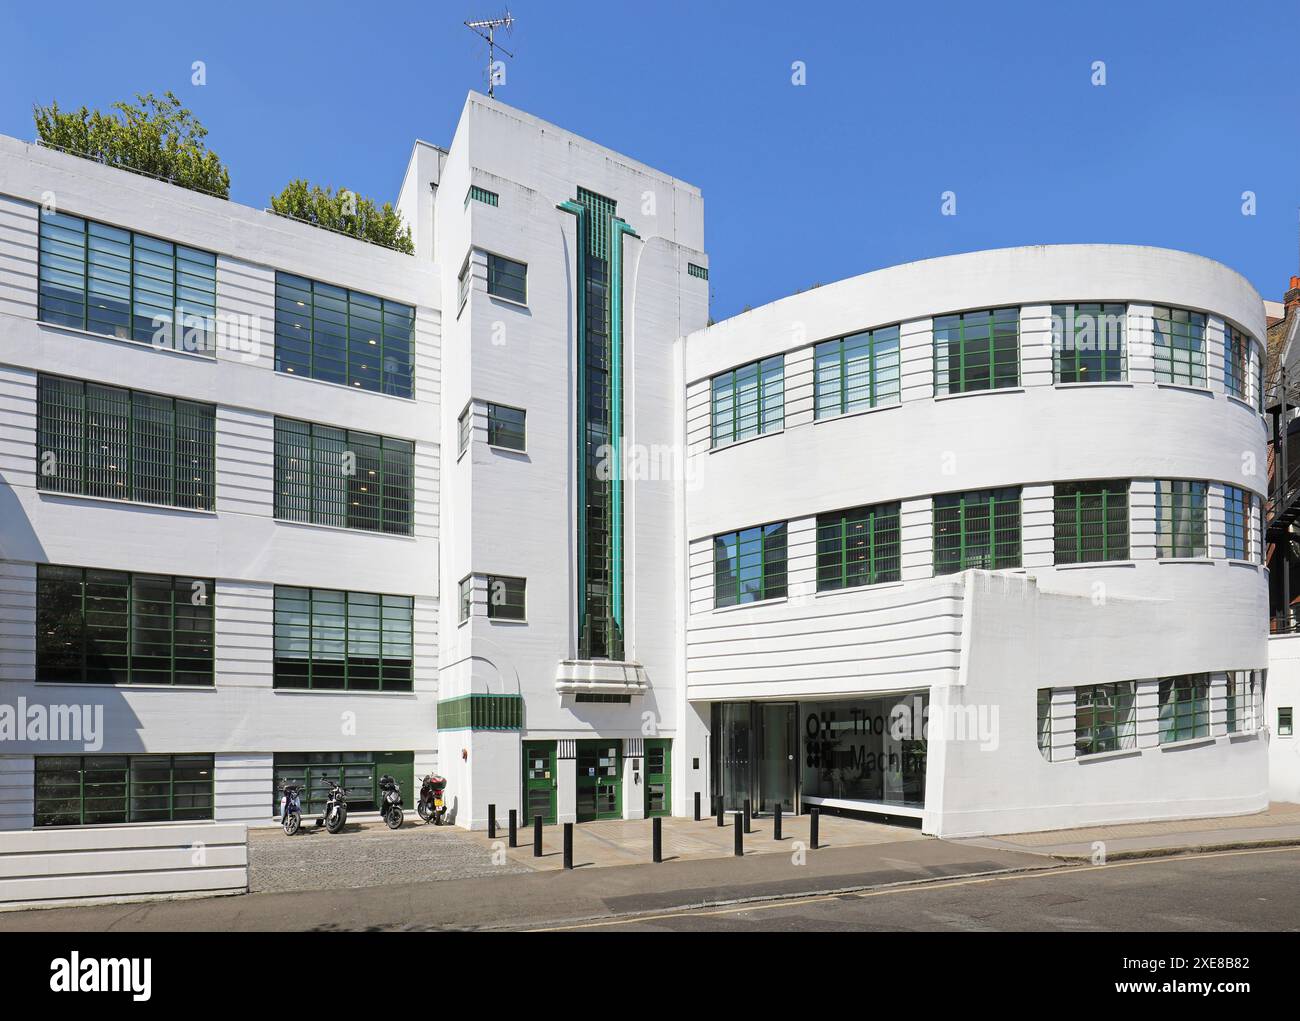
[315,779,348,833]
[378,774,404,830]
[278,781,304,836]
[417,773,448,825]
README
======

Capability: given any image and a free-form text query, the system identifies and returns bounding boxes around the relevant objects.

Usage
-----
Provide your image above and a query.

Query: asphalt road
[532,846,1300,932]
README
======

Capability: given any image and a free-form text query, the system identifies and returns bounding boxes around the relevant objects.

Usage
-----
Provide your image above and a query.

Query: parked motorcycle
[278,781,304,836]
[378,774,404,830]
[417,773,448,825]
[316,779,348,833]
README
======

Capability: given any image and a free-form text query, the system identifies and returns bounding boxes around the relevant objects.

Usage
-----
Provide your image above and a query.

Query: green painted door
[644,738,671,817]
[576,739,622,821]
[522,741,556,825]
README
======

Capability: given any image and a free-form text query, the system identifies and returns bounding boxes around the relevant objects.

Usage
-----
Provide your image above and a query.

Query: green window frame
[1053,480,1129,564]
[272,752,413,815]
[273,273,415,398]
[575,693,632,703]
[36,374,215,510]
[35,754,214,827]
[1224,485,1250,560]
[814,325,901,417]
[816,503,901,590]
[36,564,214,685]
[1223,323,1249,399]
[485,253,527,304]
[436,695,523,730]
[933,488,1021,574]
[273,417,414,535]
[273,586,413,691]
[687,263,709,280]
[37,211,218,352]
[711,356,784,447]
[485,575,526,620]
[1279,707,1294,736]
[714,522,788,607]
[1158,674,1210,743]
[486,403,526,450]
[1074,681,1137,756]
[1226,671,1256,734]
[1052,303,1126,383]
[1152,306,1207,386]
[465,185,499,207]
[934,307,1019,395]
[458,575,472,623]
[1155,480,1207,558]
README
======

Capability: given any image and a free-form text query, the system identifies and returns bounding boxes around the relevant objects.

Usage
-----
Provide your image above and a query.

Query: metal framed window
[273,417,414,535]
[1053,480,1129,564]
[711,356,784,447]
[1224,323,1249,399]
[1152,306,1207,386]
[37,211,217,353]
[713,522,788,607]
[1052,303,1126,382]
[273,273,414,398]
[1224,485,1250,560]
[1279,707,1294,736]
[816,503,901,590]
[272,752,413,815]
[37,374,215,510]
[575,693,632,703]
[457,404,471,457]
[485,575,526,620]
[272,586,413,691]
[458,576,472,623]
[1037,689,1053,761]
[934,307,1019,395]
[1158,674,1210,743]
[814,325,901,417]
[34,754,214,827]
[465,185,499,207]
[485,253,527,304]
[457,253,471,313]
[687,263,709,280]
[1074,681,1137,755]
[1155,480,1207,558]
[933,488,1021,574]
[36,564,214,685]
[486,403,526,450]
[1226,671,1256,734]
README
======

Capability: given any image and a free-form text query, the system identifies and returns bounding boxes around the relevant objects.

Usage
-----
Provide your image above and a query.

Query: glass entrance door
[758,703,797,813]
[716,702,753,812]
[712,701,799,814]
[576,739,622,821]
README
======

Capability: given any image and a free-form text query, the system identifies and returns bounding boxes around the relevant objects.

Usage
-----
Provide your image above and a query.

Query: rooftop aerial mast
[465,10,515,98]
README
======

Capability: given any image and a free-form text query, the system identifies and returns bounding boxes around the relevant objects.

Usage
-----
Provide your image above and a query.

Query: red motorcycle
[417,773,448,825]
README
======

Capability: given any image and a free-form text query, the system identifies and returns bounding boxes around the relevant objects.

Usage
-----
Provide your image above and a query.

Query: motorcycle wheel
[325,808,345,834]
[282,813,300,836]
[385,808,403,830]
[433,814,443,826]
[417,800,432,822]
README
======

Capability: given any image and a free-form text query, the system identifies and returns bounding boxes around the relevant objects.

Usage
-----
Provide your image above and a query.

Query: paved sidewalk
[956,802,1300,861]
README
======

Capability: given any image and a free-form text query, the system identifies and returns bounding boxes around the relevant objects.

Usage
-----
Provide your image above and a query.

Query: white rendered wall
[1266,634,1300,804]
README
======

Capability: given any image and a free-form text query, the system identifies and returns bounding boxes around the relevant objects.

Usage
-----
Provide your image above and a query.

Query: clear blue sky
[2,0,1296,319]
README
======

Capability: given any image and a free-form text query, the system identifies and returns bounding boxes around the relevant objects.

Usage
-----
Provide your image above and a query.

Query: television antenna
[465,11,515,98]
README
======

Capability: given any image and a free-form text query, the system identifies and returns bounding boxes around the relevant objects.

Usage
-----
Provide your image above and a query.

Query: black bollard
[743,798,751,834]
[652,816,662,863]
[563,822,573,870]
[694,791,701,822]
[533,814,543,857]
[508,809,517,848]
[488,803,497,839]
[774,803,783,840]
[716,797,724,827]
[733,811,743,856]
[810,807,820,850]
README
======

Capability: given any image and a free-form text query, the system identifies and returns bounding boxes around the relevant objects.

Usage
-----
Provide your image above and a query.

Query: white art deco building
[0,93,1271,840]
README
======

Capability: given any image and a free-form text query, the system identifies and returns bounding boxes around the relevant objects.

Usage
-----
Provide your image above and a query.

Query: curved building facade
[676,245,1270,837]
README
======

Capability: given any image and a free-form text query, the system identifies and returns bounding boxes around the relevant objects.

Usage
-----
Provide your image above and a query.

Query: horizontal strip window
[36,564,214,685]
[711,356,783,447]
[465,185,499,207]
[38,211,217,353]
[273,752,413,815]
[1152,306,1206,387]
[814,325,901,418]
[1159,674,1210,743]
[486,253,527,304]
[816,503,901,590]
[1223,323,1248,400]
[714,521,788,607]
[687,262,708,280]
[1075,681,1137,755]
[486,403,526,450]
[37,374,215,510]
[273,586,413,692]
[1224,485,1251,560]
[1052,303,1126,383]
[35,754,214,827]
[273,417,414,535]
[1155,479,1207,558]
[274,273,415,398]
[486,575,526,620]
[437,694,524,730]
[934,307,1019,395]
[575,693,632,703]
[1053,480,1129,564]
[933,488,1021,574]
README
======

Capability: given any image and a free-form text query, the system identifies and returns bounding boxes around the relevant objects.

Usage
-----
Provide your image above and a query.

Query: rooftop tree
[269,179,414,255]
[33,91,231,198]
